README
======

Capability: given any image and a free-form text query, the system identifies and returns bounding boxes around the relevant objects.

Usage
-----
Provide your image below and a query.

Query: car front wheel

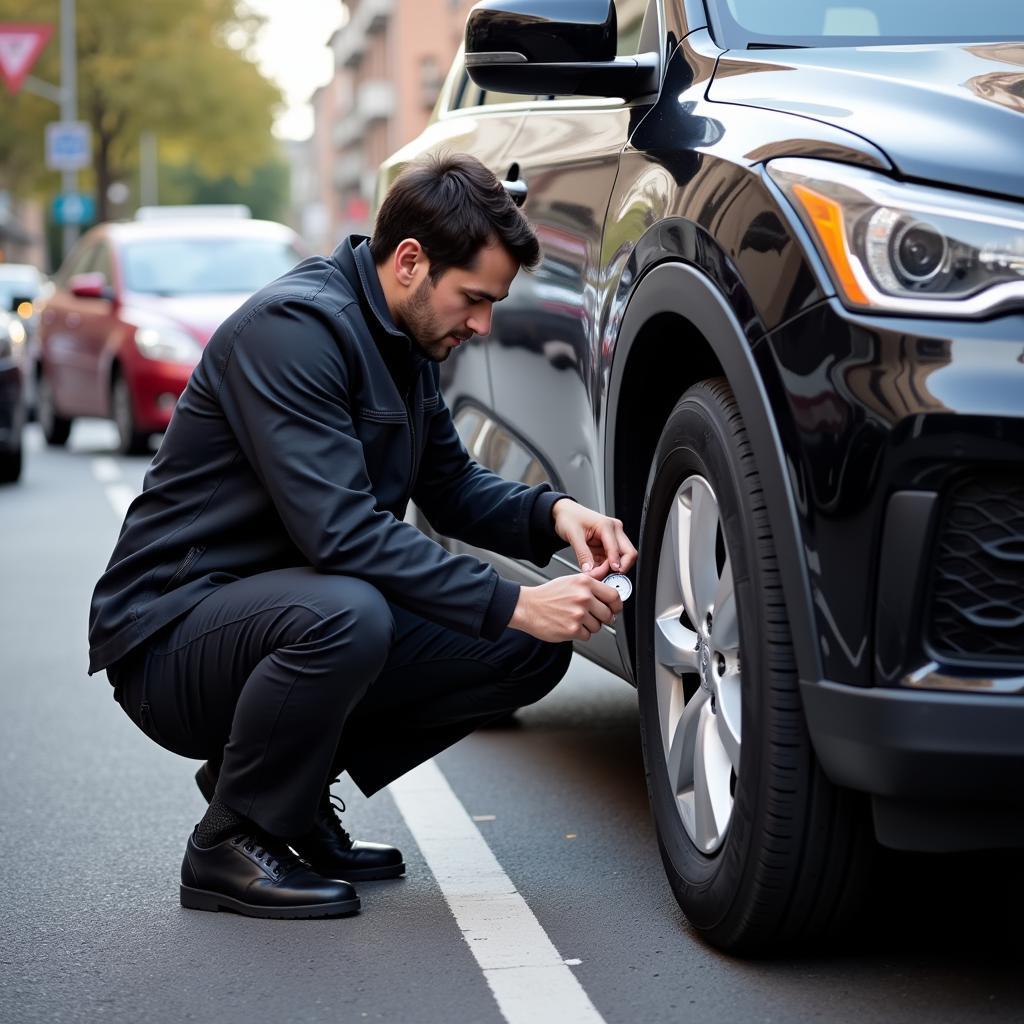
[37,373,72,447]
[636,378,871,954]
[111,374,150,456]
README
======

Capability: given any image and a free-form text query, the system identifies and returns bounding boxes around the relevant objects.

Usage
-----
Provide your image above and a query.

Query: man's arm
[410,380,568,566]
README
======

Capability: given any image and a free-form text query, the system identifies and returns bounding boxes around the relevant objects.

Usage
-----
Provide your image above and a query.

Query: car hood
[125,292,249,343]
[708,41,1024,201]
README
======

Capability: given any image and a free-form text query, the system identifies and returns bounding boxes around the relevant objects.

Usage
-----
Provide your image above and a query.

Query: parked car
[383,0,1024,952]
[0,263,48,418]
[0,309,28,483]
[37,216,306,454]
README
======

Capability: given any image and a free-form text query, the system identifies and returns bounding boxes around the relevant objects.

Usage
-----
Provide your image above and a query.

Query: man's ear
[393,238,427,288]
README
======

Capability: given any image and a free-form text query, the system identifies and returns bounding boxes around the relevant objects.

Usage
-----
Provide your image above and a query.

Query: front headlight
[134,325,203,364]
[0,318,25,360]
[767,158,1024,316]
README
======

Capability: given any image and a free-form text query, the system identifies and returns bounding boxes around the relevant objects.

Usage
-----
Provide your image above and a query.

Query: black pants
[108,567,572,837]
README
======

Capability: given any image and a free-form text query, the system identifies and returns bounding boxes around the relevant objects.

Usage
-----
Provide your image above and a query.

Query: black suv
[380,0,1024,952]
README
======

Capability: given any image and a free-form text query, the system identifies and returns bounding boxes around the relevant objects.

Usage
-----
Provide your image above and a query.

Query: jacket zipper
[161,544,205,593]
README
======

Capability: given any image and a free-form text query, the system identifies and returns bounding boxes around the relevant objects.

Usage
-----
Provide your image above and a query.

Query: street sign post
[0,23,53,94]
[52,192,95,226]
[45,120,91,173]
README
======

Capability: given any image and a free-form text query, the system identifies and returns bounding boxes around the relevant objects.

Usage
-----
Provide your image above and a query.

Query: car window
[119,236,303,296]
[451,67,482,111]
[55,241,96,287]
[481,88,538,106]
[616,0,649,55]
[709,0,1021,47]
[91,244,114,287]
[0,267,41,310]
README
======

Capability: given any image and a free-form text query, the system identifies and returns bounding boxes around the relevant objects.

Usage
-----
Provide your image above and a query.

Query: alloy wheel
[652,474,742,854]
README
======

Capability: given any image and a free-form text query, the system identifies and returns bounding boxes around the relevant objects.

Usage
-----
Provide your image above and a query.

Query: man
[88,153,636,920]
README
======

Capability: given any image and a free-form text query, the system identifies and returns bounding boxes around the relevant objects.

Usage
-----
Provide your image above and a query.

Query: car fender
[604,258,822,689]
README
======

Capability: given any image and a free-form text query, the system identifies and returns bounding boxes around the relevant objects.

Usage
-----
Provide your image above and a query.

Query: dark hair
[369,152,540,280]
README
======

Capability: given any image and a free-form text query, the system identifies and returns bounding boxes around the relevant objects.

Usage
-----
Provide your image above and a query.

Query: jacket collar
[332,236,405,337]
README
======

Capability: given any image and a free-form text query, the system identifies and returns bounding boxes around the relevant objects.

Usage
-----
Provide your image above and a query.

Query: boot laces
[321,780,354,850]
[231,832,302,878]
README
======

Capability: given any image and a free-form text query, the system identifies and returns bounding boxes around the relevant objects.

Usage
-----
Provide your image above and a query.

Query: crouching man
[88,153,636,919]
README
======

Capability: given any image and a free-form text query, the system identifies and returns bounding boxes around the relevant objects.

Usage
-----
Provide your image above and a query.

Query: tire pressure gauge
[603,573,633,601]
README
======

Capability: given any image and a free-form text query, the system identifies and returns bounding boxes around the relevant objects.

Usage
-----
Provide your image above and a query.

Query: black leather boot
[195,762,405,882]
[180,829,360,918]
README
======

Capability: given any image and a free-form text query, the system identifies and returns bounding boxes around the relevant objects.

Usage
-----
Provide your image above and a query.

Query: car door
[80,241,119,415]
[484,0,658,518]
[41,238,97,415]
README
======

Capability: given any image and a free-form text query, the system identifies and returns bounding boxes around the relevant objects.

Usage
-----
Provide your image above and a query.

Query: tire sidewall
[636,387,771,933]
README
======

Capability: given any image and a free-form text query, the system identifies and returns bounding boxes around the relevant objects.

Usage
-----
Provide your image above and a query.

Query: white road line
[104,483,136,520]
[91,457,121,483]
[95,474,602,1022]
[389,760,606,1024]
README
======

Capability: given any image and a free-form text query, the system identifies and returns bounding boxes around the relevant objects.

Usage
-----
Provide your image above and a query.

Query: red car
[38,215,306,454]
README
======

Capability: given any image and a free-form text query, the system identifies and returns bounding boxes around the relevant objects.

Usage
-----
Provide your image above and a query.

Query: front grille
[927,472,1024,665]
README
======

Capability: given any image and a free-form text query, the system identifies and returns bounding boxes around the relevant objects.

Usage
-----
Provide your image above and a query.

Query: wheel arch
[604,260,821,687]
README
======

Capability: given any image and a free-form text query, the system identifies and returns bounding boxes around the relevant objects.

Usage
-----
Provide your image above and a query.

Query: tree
[0,0,282,221]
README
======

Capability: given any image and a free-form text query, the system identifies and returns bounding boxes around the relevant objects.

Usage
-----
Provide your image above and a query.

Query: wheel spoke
[666,687,707,794]
[683,482,720,629]
[693,700,734,852]
[654,615,700,674]
[654,666,684,754]
[655,498,684,618]
[712,555,739,653]
[714,670,742,772]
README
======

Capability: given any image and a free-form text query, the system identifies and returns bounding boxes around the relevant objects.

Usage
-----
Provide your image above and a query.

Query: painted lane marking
[91,457,135,519]
[389,760,606,1024]
[91,457,121,483]
[104,483,136,520]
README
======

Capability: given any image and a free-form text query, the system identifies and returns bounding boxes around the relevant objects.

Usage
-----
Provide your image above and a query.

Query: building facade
[314,0,474,248]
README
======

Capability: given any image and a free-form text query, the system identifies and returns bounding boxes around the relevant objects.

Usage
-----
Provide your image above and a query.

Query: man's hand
[510,574,623,643]
[551,498,638,578]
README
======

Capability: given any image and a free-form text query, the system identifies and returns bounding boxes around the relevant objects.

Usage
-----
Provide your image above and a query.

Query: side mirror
[70,272,116,302]
[465,0,658,101]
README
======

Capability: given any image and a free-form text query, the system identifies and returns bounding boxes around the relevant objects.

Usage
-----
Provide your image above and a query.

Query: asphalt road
[2,420,1023,1024]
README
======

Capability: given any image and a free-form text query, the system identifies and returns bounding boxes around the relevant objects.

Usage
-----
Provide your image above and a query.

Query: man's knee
[289,576,395,676]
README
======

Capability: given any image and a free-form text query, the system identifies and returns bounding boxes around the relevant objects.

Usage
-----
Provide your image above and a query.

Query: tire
[111,373,150,456]
[37,372,72,447]
[636,378,872,954]
[0,441,22,483]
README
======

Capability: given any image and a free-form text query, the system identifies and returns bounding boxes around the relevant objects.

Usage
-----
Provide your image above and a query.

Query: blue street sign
[45,121,91,172]
[52,192,96,226]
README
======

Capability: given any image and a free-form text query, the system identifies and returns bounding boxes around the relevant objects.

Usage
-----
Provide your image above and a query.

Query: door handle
[501,163,528,208]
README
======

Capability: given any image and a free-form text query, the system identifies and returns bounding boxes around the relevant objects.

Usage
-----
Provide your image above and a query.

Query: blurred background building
[299,0,474,252]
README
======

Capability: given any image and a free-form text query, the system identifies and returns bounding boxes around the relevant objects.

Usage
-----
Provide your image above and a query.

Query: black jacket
[87,237,567,675]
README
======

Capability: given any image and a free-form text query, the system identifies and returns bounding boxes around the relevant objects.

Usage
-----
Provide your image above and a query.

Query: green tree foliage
[0,0,282,221]
[161,157,291,223]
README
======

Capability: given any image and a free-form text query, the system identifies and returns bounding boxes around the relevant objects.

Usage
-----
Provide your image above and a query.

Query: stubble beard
[401,277,455,363]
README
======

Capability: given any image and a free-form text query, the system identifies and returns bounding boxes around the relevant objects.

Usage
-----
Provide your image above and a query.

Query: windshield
[0,267,41,308]
[120,237,302,296]
[708,0,1023,48]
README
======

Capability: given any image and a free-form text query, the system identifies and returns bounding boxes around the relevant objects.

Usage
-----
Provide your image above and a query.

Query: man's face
[397,241,518,362]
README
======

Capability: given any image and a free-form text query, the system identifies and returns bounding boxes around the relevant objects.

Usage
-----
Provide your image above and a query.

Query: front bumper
[761,301,1024,850]
[128,359,193,432]
[802,680,1024,850]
